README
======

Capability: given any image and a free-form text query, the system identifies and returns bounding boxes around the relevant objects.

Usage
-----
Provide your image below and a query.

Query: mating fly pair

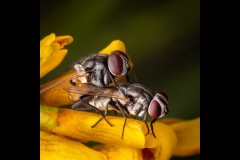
[40,50,169,139]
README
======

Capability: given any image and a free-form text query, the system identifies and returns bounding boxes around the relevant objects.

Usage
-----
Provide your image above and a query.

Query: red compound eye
[148,100,161,118]
[108,51,129,76]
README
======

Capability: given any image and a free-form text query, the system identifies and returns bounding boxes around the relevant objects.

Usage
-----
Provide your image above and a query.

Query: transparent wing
[40,69,88,94]
[63,85,129,102]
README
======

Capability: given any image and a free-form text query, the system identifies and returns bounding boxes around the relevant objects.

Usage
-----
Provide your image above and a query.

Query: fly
[40,50,132,94]
[63,82,169,139]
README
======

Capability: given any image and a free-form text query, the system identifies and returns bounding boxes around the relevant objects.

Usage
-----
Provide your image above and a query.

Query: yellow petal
[40,131,106,160]
[161,118,183,125]
[99,40,133,69]
[40,33,73,78]
[150,122,178,160]
[99,40,126,55]
[55,35,73,48]
[92,122,178,160]
[40,105,158,148]
[40,105,58,132]
[170,117,200,156]
[93,144,143,160]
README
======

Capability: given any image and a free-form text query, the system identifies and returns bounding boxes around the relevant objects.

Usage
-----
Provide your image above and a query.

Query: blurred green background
[41,0,199,158]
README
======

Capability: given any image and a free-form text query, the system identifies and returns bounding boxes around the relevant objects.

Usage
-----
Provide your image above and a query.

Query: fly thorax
[84,60,95,70]
[73,64,88,83]
[90,69,105,86]
[80,55,96,71]
[128,93,150,116]
[103,69,112,86]
[94,61,105,70]
[126,104,134,114]
[138,94,148,105]
[127,103,143,116]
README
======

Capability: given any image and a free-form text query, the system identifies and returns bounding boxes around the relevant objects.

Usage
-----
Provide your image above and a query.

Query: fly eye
[108,50,129,77]
[148,100,162,118]
[148,93,168,118]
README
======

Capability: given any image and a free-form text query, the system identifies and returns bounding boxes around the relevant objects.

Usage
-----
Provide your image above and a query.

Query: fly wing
[63,85,129,102]
[40,69,88,94]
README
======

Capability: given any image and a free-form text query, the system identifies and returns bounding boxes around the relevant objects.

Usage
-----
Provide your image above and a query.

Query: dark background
[40,0,200,159]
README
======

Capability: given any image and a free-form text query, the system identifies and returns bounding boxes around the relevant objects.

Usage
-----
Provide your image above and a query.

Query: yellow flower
[40,33,73,78]
[40,34,200,160]
[40,105,200,160]
[92,118,200,160]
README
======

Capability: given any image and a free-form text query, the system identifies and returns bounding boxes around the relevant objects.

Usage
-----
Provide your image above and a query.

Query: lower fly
[64,82,169,139]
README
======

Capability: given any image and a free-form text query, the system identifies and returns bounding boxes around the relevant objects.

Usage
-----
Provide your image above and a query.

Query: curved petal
[99,40,133,69]
[99,40,126,55]
[160,118,183,125]
[170,117,200,156]
[40,33,73,78]
[40,105,158,149]
[92,122,178,160]
[151,122,178,160]
[40,131,106,160]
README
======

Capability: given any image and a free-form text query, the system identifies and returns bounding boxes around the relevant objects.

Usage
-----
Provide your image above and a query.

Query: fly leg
[150,118,157,138]
[110,102,130,116]
[107,68,127,100]
[116,101,128,139]
[71,96,112,127]
[91,104,110,128]
[107,69,117,87]
[142,112,150,136]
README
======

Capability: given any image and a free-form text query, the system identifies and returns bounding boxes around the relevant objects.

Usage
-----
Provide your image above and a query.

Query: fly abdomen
[87,96,111,110]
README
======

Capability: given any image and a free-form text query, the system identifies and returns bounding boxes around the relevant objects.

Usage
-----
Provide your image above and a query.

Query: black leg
[91,103,110,128]
[150,118,157,138]
[116,101,128,139]
[107,69,129,108]
[78,98,112,127]
[109,104,121,113]
[107,70,117,87]
[142,112,150,136]
[110,102,130,116]
[91,117,104,128]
